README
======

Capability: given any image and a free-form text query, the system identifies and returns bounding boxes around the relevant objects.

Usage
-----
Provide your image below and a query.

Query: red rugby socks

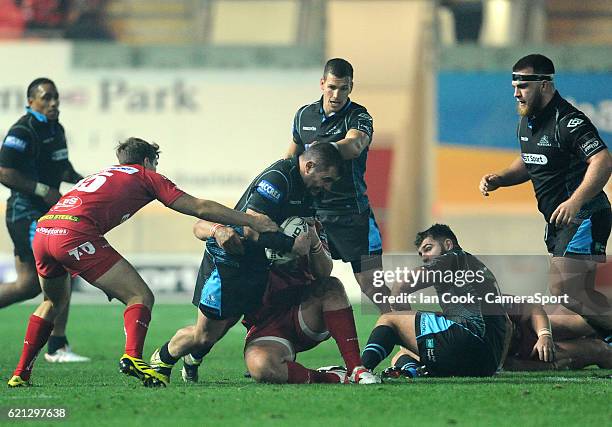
[123,304,151,358]
[286,361,342,384]
[323,307,362,372]
[13,314,54,380]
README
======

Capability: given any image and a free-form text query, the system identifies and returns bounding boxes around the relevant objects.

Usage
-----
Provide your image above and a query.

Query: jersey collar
[527,91,561,130]
[26,107,48,123]
[318,96,352,120]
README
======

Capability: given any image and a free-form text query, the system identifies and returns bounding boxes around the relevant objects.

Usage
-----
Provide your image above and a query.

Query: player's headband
[512,73,554,82]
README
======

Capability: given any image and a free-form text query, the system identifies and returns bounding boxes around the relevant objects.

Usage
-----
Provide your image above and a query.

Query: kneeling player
[154,219,379,384]
[361,224,510,377]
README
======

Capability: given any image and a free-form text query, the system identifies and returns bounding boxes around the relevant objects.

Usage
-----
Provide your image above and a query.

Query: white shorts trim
[246,336,296,361]
[298,305,330,342]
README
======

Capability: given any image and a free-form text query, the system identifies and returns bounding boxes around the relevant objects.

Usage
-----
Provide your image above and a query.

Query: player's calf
[361,320,401,371]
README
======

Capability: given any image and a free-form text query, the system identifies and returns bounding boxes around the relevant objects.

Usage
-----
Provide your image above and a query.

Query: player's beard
[517,89,543,117]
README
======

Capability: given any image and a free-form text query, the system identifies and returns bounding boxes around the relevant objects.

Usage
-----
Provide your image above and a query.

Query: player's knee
[323,276,346,295]
[138,287,155,308]
[44,298,68,316]
[323,276,344,292]
[20,283,42,300]
[376,313,398,329]
[549,281,564,296]
[246,352,282,383]
[13,275,41,300]
[320,276,347,300]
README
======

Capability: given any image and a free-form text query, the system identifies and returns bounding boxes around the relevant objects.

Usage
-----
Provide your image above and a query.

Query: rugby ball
[265,216,309,264]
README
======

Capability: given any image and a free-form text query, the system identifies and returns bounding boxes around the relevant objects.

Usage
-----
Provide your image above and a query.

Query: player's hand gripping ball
[265,216,309,264]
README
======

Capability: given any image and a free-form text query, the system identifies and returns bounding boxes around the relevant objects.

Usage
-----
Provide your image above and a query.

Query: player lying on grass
[502,302,612,371]
[360,224,511,378]
[7,137,278,388]
[151,218,379,384]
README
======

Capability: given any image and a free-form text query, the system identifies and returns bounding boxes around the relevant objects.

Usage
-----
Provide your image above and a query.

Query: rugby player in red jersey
[152,219,380,384]
[7,137,278,388]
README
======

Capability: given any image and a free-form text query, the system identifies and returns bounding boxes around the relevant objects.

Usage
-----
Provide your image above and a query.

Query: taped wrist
[257,232,294,253]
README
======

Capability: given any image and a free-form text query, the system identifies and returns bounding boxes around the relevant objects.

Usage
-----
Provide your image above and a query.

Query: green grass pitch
[1,304,610,426]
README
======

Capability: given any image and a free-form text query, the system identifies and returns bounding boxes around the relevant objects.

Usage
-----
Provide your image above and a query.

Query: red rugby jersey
[38,164,184,235]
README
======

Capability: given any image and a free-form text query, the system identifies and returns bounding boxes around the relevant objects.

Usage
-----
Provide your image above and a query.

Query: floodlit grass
[1,304,610,426]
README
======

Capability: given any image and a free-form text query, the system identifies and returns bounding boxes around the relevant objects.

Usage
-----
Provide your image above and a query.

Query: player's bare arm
[333,128,370,160]
[193,220,244,255]
[0,166,61,206]
[479,155,530,196]
[305,221,333,279]
[523,303,555,362]
[169,194,278,233]
[550,150,612,226]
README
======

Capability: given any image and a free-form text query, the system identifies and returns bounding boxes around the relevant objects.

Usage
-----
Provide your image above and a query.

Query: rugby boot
[8,375,30,388]
[349,366,381,384]
[316,365,348,383]
[181,354,202,383]
[149,348,174,384]
[119,354,168,387]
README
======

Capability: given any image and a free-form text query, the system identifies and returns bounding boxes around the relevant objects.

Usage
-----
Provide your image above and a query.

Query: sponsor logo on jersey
[36,227,68,235]
[537,135,551,147]
[2,136,27,152]
[106,166,139,174]
[580,138,602,157]
[302,126,316,131]
[51,148,68,161]
[68,241,96,261]
[256,180,282,203]
[567,118,584,128]
[39,214,80,222]
[53,196,82,212]
[521,153,548,165]
[520,136,529,141]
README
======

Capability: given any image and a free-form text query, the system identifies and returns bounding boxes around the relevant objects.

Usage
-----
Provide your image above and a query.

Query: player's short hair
[415,224,460,249]
[27,77,56,99]
[323,58,353,80]
[302,143,345,176]
[116,137,160,165]
[512,54,555,74]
